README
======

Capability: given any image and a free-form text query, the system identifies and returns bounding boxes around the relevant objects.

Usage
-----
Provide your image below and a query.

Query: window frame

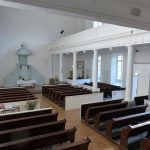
[116,55,123,84]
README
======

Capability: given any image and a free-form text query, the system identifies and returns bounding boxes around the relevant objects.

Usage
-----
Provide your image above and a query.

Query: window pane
[93,21,102,28]
[116,55,123,83]
[97,56,101,82]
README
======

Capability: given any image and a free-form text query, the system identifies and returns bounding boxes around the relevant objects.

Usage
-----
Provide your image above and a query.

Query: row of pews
[42,84,92,108]
[84,82,125,98]
[81,96,150,150]
[0,87,37,103]
[0,107,91,150]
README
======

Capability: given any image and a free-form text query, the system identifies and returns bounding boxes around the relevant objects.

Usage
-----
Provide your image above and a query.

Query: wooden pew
[81,99,123,119]
[85,102,128,123]
[0,93,32,97]
[57,91,92,107]
[0,127,76,150]
[0,108,53,121]
[120,120,150,150]
[140,138,150,150]
[42,85,71,96]
[134,95,148,106]
[0,87,27,91]
[0,120,66,143]
[52,137,91,150]
[56,90,91,102]
[95,104,148,130]
[0,96,37,103]
[0,113,59,131]
[51,88,85,101]
[107,111,150,139]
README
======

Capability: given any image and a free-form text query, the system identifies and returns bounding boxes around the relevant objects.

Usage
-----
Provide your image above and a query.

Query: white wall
[133,45,150,96]
[0,6,88,86]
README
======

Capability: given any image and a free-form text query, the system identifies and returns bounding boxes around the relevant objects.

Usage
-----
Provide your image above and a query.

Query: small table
[17,79,36,87]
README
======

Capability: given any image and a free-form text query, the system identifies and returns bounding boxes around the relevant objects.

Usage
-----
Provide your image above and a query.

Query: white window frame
[116,55,123,84]
[93,21,103,28]
[97,56,101,82]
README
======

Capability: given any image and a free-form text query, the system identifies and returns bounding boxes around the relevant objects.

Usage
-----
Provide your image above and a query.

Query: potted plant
[25,100,37,110]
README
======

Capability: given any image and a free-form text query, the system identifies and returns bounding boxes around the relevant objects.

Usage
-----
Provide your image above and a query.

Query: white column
[59,53,63,81]
[125,45,134,100]
[48,54,53,79]
[73,52,77,85]
[92,50,98,92]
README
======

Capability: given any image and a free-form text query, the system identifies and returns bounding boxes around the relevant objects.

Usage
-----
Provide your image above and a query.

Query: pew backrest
[95,104,148,129]
[0,120,66,143]
[85,101,128,122]
[0,113,58,131]
[120,120,150,149]
[0,127,76,150]
[107,111,150,138]
[0,108,53,121]
[52,137,91,150]
[81,99,123,119]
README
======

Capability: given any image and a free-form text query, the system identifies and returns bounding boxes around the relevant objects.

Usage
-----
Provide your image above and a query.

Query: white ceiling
[3,0,150,30]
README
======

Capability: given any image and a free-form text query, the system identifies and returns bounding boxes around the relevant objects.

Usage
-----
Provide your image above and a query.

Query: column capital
[126,45,135,48]
[92,49,98,52]
[73,51,77,54]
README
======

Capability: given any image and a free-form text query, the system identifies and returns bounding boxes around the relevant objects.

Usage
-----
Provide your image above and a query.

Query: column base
[92,88,100,93]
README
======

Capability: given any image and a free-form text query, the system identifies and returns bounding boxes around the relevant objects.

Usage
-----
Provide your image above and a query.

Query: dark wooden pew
[42,85,70,95]
[47,86,84,100]
[85,102,128,123]
[120,120,150,150]
[0,87,27,91]
[0,93,32,97]
[0,108,53,121]
[81,99,123,119]
[51,88,85,101]
[42,85,71,96]
[52,137,91,150]
[0,95,34,100]
[0,127,76,150]
[140,138,150,150]
[134,95,148,106]
[107,111,150,139]
[95,104,148,130]
[0,120,66,143]
[0,97,37,103]
[58,91,92,107]
[0,113,59,131]
[0,96,37,103]
[55,90,91,102]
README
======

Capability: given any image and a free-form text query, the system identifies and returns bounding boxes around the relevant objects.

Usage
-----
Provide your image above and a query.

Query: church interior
[1,0,150,150]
